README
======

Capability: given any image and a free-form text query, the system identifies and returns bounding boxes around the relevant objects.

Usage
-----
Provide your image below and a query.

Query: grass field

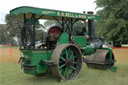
[0,46,128,85]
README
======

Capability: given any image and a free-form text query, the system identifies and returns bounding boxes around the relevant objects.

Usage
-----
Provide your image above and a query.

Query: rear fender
[57,32,69,45]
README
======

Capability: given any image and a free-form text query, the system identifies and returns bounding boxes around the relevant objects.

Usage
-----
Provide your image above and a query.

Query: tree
[96,0,128,43]
[44,20,61,28]
[5,14,23,42]
[0,24,9,44]
[5,14,46,43]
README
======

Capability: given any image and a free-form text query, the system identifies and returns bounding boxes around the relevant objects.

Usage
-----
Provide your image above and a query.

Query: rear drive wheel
[51,44,82,80]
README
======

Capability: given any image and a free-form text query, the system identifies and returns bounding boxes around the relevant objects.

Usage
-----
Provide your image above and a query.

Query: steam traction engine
[10,6,116,80]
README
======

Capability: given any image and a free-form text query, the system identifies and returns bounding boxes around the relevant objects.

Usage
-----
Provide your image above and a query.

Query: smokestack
[87,11,95,40]
[83,11,86,14]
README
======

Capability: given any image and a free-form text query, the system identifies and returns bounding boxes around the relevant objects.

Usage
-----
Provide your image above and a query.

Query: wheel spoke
[60,69,64,75]
[72,55,77,59]
[60,56,66,61]
[68,48,72,56]
[70,50,74,59]
[73,62,77,64]
[59,64,65,69]
[65,49,69,59]
[71,66,76,70]
[67,67,73,75]
[66,68,71,77]
[63,67,70,77]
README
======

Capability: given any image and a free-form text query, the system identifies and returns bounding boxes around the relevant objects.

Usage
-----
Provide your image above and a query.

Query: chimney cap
[87,11,93,15]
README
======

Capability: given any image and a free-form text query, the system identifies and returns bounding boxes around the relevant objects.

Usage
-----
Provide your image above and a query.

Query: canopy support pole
[32,14,36,48]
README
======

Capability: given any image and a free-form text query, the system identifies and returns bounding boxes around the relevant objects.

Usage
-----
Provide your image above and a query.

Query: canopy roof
[10,6,100,20]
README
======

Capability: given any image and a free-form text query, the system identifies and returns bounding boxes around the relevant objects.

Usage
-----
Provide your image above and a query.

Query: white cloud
[0,0,96,24]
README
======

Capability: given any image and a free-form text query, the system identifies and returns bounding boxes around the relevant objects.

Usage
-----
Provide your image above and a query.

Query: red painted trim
[71,40,80,48]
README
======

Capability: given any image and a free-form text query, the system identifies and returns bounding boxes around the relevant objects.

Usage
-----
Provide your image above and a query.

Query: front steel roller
[51,44,82,80]
[84,49,116,69]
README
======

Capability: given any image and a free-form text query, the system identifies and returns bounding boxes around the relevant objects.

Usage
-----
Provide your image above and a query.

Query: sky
[0,0,97,24]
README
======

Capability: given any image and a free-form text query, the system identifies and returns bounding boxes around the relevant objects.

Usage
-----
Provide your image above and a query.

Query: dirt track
[113,48,128,63]
[0,47,128,63]
[0,47,20,63]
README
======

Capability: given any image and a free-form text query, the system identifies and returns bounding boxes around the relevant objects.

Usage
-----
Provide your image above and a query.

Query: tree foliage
[96,0,128,43]
[0,24,9,44]
[5,14,24,44]
[5,14,46,44]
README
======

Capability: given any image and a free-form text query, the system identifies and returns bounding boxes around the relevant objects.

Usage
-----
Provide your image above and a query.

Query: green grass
[0,62,128,85]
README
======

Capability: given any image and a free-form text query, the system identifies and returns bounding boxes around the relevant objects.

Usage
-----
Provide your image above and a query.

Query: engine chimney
[87,11,95,40]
